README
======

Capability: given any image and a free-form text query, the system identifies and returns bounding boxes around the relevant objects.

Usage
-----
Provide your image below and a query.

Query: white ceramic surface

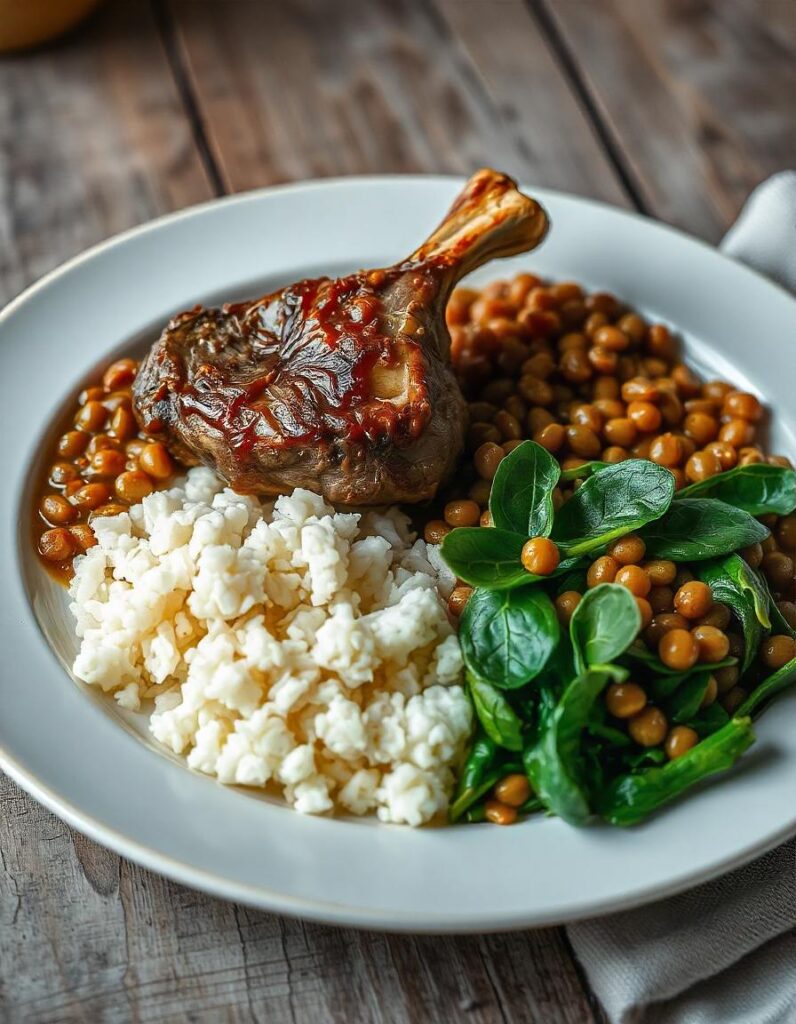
[2,177,796,933]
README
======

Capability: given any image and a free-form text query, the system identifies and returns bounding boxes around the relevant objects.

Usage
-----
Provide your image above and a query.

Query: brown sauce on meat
[154,268,433,463]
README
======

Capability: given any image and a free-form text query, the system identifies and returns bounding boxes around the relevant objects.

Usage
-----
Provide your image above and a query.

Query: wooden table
[1,2,794,1020]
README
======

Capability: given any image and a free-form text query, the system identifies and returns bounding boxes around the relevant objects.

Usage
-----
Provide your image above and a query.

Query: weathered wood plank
[435,0,628,204]
[168,0,629,203]
[0,779,599,1023]
[0,0,212,305]
[540,0,796,240]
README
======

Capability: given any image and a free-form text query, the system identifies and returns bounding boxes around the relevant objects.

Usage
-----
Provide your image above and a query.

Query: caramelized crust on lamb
[133,169,548,504]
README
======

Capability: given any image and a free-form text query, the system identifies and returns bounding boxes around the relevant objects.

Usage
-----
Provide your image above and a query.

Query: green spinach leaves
[489,440,560,536]
[569,584,641,674]
[460,587,559,690]
[442,441,567,589]
[443,446,679,587]
[440,444,792,830]
[551,460,675,556]
[739,658,796,718]
[441,528,530,589]
[467,674,524,750]
[697,555,771,672]
[640,499,769,561]
[678,464,796,516]
[524,588,641,824]
[525,668,615,825]
[598,718,755,826]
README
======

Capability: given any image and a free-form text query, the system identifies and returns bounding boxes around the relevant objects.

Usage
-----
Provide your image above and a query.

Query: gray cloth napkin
[722,171,796,294]
[566,172,796,1024]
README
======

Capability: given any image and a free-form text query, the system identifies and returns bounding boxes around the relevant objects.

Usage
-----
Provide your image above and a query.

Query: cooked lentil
[33,358,177,581]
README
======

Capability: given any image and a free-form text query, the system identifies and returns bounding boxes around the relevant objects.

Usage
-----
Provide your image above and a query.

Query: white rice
[69,467,472,825]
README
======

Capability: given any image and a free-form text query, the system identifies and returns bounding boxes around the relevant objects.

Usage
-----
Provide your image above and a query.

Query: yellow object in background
[0,0,101,52]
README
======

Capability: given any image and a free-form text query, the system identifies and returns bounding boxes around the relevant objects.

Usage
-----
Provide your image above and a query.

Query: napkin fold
[566,172,796,1024]
[721,171,796,294]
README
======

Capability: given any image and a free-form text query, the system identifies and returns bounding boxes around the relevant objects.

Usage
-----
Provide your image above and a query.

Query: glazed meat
[133,169,548,505]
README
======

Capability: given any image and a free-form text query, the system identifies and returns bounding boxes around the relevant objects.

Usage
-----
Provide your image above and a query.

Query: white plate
[2,177,796,932]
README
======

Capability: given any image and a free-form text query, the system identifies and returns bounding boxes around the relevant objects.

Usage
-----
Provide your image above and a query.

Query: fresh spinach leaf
[538,635,578,698]
[647,671,699,700]
[665,671,715,723]
[449,731,500,822]
[489,440,560,537]
[460,586,560,690]
[559,460,608,482]
[640,499,769,561]
[440,527,528,589]
[454,731,497,794]
[518,795,545,815]
[698,555,771,672]
[623,747,667,770]
[677,464,796,516]
[552,460,674,557]
[739,658,796,718]
[569,584,641,674]
[598,717,756,825]
[625,642,736,680]
[644,661,736,701]
[625,642,674,672]
[524,668,614,825]
[441,528,580,590]
[468,673,524,751]
[699,554,770,628]
[688,702,730,737]
[555,565,589,596]
[769,601,796,640]
[451,743,525,824]
[451,773,500,822]
[588,721,633,747]
[756,570,796,640]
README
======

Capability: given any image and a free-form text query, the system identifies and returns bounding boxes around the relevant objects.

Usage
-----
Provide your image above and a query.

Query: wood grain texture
[435,0,628,204]
[0,0,212,303]
[168,0,628,203]
[541,0,796,240]
[0,776,598,1024]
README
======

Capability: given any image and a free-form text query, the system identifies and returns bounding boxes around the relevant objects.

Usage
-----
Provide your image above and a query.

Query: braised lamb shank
[133,169,549,505]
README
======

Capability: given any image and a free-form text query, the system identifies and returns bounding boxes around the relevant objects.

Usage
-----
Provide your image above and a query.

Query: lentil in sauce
[435,273,794,615]
[33,358,178,583]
